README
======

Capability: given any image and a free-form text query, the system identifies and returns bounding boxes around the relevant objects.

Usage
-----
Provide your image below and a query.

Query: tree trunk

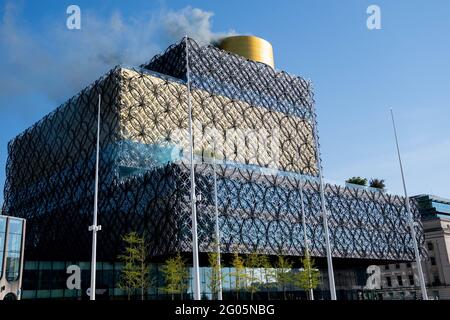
[307,288,314,301]
[141,254,145,300]
[266,276,271,300]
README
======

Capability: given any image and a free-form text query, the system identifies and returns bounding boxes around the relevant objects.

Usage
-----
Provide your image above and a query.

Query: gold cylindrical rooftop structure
[218,35,275,68]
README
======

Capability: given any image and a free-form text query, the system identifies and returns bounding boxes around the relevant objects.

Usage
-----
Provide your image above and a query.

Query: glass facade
[413,195,450,220]
[0,216,6,279]
[21,260,372,300]
[5,218,24,282]
[432,201,450,214]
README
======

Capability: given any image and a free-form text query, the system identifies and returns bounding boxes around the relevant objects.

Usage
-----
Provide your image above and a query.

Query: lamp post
[299,180,314,300]
[89,94,102,300]
[212,145,223,300]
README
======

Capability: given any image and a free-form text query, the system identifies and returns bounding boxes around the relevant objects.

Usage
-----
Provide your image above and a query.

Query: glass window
[397,276,403,286]
[0,217,6,279]
[384,265,389,270]
[408,275,414,286]
[427,242,434,251]
[386,276,392,287]
[5,218,24,282]
[432,201,450,214]
[433,274,440,285]
[406,262,411,268]
[395,263,400,269]
[430,257,436,265]
[433,291,440,300]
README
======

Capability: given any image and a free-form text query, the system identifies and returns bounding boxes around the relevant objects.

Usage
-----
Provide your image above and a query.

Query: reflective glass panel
[0,216,6,279]
[6,218,23,282]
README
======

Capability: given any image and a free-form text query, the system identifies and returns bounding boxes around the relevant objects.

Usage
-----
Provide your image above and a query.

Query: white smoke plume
[0,3,236,102]
[162,7,235,45]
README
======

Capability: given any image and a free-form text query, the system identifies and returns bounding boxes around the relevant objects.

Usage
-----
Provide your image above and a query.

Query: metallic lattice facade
[2,38,424,263]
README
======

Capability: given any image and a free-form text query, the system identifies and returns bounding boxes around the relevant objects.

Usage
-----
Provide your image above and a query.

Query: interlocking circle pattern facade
[2,38,424,262]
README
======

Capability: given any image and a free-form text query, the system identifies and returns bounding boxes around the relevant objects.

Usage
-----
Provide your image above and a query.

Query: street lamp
[89,93,102,300]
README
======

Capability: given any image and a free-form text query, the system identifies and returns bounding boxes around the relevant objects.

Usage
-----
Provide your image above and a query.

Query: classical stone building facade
[378,195,450,300]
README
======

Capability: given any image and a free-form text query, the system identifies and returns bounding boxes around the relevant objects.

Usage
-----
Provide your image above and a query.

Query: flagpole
[390,108,428,300]
[89,93,102,300]
[185,35,201,300]
[312,111,337,300]
[299,180,314,300]
[212,144,223,300]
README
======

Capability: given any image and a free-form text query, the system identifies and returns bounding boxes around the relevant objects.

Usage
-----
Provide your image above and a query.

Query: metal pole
[390,109,428,300]
[299,180,314,300]
[312,112,337,300]
[185,36,201,301]
[89,94,102,300]
[212,145,223,300]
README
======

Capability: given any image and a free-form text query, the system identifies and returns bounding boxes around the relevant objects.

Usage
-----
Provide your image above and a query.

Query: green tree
[229,252,247,300]
[369,178,386,190]
[258,255,276,300]
[161,253,189,300]
[275,256,293,300]
[294,253,320,300]
[207,249,223,300]
[117,232,151,300]
[245,253,266,300]
[346,176,367,186]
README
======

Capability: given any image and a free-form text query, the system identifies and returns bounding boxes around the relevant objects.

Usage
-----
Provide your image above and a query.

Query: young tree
[207,250,223,300]
[275,256,293,300]
[346,176,367,186]
[161,253,189,300]
[294,253,320,300]
[117,232,151,300]
[229,252,247,300]
[245,253,265,300]
[258,255,276,300]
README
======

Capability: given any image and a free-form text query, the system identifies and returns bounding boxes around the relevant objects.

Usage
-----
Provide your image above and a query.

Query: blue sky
[0,0,449,204]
